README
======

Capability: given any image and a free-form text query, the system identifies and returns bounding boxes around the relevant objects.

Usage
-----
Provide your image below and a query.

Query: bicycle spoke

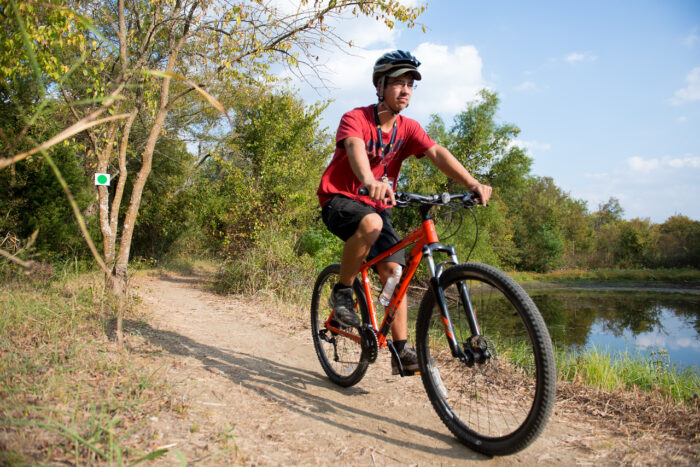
[417,263,556,455]
[311,265,369,386]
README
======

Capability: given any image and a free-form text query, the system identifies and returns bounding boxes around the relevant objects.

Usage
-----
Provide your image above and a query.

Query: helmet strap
[380,100,400,116]
[376,76,386,102]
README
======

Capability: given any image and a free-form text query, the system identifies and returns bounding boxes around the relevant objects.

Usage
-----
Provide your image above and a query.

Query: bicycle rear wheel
[310,264,370,387]
[415,263,556,456]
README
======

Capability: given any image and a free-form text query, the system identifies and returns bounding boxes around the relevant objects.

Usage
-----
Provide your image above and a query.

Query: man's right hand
[343,137,395,205]
[363,179,396,206]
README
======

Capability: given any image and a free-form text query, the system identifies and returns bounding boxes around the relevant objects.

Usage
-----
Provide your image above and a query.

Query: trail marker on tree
[95,173,111,186]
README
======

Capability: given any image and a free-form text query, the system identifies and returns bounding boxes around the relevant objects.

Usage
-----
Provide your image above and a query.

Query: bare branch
[1,113,130,170]
[0,249,35,269]
[118,0,128,69]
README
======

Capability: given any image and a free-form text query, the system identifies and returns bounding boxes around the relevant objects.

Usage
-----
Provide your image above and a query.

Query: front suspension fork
[424,244,481,363]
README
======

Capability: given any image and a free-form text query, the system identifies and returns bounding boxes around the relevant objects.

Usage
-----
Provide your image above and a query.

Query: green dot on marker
[97,174,108,184]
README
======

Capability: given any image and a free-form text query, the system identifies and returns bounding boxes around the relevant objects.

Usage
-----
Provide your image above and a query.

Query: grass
[509,267,700,284]
[556,346,699,405]
[431,322,698,406]
[499,336,698,405]
[0,271,174,465]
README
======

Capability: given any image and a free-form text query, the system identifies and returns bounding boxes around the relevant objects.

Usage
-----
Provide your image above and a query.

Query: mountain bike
[310,190,556,456]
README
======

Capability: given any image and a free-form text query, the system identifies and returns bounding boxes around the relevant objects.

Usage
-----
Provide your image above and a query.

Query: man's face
[379,72,416,112]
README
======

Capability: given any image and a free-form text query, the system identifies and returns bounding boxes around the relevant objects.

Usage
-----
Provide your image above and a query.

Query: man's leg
[376,260,418,374]
[375,261,407,341]
[331,213,383,327]
[338,213,383,286]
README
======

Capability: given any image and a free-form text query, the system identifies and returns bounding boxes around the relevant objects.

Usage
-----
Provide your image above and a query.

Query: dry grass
[556,379,699,464]
[0,274,192,465]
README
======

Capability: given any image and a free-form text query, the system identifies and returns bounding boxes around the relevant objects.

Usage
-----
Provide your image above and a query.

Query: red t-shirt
[317,105,436,210]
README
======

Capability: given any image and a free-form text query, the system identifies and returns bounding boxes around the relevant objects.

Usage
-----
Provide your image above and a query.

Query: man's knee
[377,261,400,281]
[355,213,383,243]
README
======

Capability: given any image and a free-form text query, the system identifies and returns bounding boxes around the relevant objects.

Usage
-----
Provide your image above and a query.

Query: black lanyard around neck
[373,104,397,179]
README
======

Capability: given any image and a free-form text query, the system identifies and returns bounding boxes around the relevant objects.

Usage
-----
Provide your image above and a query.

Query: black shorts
[321,195,405,266]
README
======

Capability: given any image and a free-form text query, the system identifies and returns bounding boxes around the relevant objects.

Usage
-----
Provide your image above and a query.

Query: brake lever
[464,193,488,207]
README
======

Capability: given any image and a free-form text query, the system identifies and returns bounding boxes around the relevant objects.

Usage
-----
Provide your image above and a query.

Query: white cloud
[328,14,400,49]
[406,43,486,119]
[665,155,700,169]
[673,337,700,350]
[683,28,699,47]
[627,154,700,172]
[316,48,385,90]
[635,334,667,350]
[677,115,687,123]
[565,51,597,64]
[514,81,537,92]
[627,156,660,172]
[279,41,487,130]
[512,140,551,153]
[637,334,700,351]
[672,67,700,104]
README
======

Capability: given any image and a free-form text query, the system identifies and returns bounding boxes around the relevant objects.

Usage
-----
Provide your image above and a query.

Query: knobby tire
[415,263,556,456]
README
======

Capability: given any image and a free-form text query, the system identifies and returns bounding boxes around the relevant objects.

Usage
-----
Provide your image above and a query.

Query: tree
[593,197,624,230]
[513,177,566,272]
[0,0,98,270]
[603,218,656,268]
[449,89,521,176]
[655,215,700,267]
[191,89,335,298]
[2,0,425,293]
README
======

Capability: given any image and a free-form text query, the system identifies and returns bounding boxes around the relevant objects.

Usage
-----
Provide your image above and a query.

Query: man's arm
[344,137,396,205]
[424,144,492,205]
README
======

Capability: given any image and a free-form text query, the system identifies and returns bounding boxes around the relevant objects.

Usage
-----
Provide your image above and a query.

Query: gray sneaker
[391,345,419,375]
[329,286,361,328]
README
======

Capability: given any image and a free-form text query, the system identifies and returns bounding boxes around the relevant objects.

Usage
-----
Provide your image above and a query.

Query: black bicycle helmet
[372,50,422,87]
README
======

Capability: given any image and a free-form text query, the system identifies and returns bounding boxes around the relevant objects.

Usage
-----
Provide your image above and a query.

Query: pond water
[528,288,700,371]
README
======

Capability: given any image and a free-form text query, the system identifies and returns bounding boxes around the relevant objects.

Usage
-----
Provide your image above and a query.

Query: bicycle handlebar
[357,187,481,208]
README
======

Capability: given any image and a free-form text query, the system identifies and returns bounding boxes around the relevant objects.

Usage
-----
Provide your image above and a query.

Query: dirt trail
[129,271,692,466]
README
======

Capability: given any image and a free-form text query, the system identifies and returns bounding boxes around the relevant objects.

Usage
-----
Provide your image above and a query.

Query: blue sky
[282,0,700,223]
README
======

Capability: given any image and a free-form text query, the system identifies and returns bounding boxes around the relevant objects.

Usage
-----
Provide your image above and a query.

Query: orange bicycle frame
[324,195,484,361]
[360,217,437,347]
[325,216,447,348]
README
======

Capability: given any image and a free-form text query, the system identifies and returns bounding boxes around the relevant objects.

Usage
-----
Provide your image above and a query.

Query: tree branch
[0,249,34,269]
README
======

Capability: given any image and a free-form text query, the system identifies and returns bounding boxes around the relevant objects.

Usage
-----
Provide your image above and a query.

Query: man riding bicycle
[317,50,493,374]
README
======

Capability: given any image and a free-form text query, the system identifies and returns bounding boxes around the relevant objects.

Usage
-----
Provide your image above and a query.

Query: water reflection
[529,289,700,370]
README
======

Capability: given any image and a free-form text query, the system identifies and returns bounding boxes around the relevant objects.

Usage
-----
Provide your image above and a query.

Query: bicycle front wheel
[415,263,556,456]
[310,264,370,387]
